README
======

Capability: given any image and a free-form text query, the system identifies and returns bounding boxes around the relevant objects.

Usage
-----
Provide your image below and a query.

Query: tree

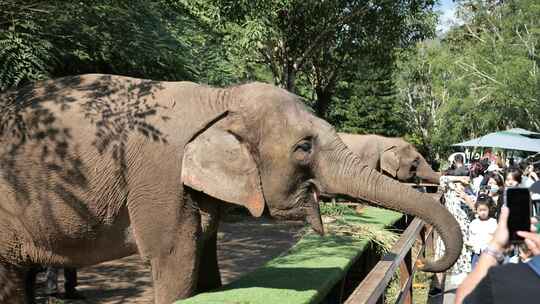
[183,0,438,120]
[396,0,540,159]
[328,66,406,137]
[0,0,238,92]
[396,41,457,159]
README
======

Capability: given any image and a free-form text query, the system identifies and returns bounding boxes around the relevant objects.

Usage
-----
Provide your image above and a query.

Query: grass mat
[176,207,402,304]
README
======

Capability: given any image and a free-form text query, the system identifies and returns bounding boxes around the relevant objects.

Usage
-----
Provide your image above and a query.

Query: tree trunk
[278,58,297,93]
[314,86,332,119]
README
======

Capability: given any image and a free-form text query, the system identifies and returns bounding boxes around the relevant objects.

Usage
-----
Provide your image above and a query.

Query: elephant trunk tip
[416,217,463,273]
[417,258,450,273]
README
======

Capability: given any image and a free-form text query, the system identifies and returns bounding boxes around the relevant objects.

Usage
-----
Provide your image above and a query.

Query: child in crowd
[468,195,497,270]
[518,244,532,262]
[508,244,533,264]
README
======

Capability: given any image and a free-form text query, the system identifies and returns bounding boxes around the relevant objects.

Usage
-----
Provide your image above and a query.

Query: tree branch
[294,4,370,72]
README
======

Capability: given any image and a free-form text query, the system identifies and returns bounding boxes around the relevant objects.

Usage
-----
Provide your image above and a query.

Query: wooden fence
[343,216,435,304]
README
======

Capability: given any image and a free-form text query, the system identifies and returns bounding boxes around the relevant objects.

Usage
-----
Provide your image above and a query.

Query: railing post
[426,223,436,260]
[399,249,413,304]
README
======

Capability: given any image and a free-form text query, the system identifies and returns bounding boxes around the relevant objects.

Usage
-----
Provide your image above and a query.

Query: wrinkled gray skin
[0,74,462,304]
[338,134,441,184]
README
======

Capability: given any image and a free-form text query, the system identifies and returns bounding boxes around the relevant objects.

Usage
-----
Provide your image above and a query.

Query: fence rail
[344,217,435,304]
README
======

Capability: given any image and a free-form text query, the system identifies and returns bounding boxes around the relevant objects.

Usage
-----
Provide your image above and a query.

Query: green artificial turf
[175,207,402,304]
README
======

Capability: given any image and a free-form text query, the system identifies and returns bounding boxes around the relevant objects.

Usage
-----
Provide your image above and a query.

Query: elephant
[338,133,441,184]
[0,74,462,304]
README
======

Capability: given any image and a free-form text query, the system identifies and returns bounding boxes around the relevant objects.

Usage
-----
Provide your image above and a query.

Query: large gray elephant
[0,74,462,304]
[338,133,441,184]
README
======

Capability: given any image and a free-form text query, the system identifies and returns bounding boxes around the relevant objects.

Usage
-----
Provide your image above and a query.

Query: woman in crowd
[484,171,505,215]
[504,168,522,188]
[469,161,486,195]
[522,163,539,187]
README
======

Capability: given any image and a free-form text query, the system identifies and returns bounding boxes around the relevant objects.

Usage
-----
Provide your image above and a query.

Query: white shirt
[469,217,497,254]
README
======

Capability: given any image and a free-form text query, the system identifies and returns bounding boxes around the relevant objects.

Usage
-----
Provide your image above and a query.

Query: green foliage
[396,0,540,160]
[0,0,238,92]
[0,30,51,91]
[329,71,407,136]
[0,1,54,90]
[182,0,438,121]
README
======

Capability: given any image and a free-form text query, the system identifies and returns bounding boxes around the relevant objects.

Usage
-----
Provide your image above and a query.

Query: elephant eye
[296,142,312,153]
[293,138,314,164]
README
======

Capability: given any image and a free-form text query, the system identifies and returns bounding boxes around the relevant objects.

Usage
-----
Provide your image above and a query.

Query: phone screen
[505,187,531,242]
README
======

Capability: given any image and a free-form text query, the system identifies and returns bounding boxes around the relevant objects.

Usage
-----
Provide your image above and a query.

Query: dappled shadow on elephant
[0,74,166,193]
[0,74,167,234]
[0,75,170,302]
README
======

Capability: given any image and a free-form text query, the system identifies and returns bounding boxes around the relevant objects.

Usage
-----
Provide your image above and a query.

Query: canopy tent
[453,128,540,152]
[506,128,540,136]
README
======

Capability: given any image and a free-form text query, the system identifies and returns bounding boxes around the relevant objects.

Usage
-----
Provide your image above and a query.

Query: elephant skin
[338,133,441,184]
[0,74,461,303]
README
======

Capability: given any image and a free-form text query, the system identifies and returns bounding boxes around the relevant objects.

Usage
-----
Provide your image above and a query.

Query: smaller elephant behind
[338,133,441,184]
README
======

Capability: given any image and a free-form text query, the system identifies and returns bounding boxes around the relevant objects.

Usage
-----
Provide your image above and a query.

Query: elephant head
[182,83,461,272]
[381,143,441,184]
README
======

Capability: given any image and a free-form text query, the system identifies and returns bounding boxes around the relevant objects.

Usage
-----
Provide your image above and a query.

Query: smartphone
[504,187,532,243]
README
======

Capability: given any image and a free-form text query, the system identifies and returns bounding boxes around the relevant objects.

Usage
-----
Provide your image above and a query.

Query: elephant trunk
[417,162,442,184]
[318,140,462,273]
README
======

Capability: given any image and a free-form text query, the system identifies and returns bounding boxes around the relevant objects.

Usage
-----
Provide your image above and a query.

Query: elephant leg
[0,263,25,304]
[128,194,202,304]
[196,231,221,293]
[126,147,207,303]
[191,191,222,294]
[149,237,200,304]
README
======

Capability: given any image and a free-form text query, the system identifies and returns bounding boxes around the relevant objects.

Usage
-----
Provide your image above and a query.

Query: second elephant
[339,133,441,184]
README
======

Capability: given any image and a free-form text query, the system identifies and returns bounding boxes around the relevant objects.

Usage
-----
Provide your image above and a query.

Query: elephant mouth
[270,180,324,235]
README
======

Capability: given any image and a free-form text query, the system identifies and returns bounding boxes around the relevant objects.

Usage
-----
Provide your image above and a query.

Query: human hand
[517,217,540,256]
[489,206,510,251]
[455,189,465,197]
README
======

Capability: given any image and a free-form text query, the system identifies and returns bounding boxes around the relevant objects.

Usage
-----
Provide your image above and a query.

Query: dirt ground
[35,217,305,304]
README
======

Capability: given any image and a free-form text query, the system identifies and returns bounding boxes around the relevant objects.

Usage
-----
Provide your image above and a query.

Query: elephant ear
[182,124,265,217]
[381,146,400,177]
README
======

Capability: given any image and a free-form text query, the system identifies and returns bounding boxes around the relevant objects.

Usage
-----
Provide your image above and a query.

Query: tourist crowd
[435,150,540,303]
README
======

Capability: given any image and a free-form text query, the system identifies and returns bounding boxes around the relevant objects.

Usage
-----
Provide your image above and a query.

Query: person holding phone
[455,192,540,303]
